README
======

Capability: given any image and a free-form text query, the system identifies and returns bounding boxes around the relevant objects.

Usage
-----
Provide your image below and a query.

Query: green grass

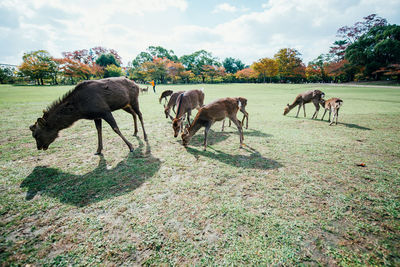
[0,82,399,266]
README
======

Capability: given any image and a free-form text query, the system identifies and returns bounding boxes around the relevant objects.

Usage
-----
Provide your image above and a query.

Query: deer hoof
[94,152,103,156]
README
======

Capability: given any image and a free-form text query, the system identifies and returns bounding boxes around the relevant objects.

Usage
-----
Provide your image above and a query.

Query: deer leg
[230,116,244,148]
[336,108,339,125]
[312,102,319,119]
[321,109,327,121]
[328,110,331,122]
[303,104,306,117]
[123,107,138,136]
[94,119,103,155]
[242,111,249,129]
[329,108,336,126]
[131,100,148,141]
[222,119,225,132]
[296,104,301,118]
[203,122,212,151]
[102,112,134,152]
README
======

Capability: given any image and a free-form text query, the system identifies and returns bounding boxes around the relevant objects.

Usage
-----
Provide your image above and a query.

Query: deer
[320,97,343,125]
[164,90,185,119]
[29,77,147,155]
[140,86,149,94]
[283,89,325,119]
[221,97,248,131]
[181,97,244,151]
[172,89,205,138]
[159,90,173,105]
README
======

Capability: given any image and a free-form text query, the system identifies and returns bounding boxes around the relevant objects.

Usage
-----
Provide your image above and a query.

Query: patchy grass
[0,83,399,266]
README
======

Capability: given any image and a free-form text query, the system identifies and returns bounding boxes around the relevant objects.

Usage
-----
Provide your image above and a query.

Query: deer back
[175,89,204,119]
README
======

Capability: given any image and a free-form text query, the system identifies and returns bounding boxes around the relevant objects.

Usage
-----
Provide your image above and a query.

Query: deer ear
[37,118,46,128]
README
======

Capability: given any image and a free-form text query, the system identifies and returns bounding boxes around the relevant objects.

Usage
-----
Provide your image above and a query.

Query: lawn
[0,82,399,265]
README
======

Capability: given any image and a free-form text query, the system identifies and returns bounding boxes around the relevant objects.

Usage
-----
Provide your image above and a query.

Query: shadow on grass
[286,115,372,130]
[20,139,161,207]
[185,145,282,170]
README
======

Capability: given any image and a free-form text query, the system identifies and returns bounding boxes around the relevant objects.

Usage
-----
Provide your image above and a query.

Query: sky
[1,0,400,67]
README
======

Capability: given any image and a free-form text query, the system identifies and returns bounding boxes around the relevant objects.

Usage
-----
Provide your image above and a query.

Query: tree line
[1,14,399,85]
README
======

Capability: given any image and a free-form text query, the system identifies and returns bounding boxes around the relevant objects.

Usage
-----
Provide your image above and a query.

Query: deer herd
[29,77,343,154]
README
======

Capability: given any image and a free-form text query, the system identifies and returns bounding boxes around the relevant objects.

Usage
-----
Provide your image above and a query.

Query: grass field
[0,82,399,266]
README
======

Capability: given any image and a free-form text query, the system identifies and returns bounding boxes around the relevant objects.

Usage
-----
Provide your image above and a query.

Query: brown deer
[221,97,249,131]
[164,90,185,119]
[29,77,147,155]
[172,89,204,137]
[320,97,343,125]
[140,86,149,94]
[283,90,325,119]
[159,90,173,105]
[181,97,244,151]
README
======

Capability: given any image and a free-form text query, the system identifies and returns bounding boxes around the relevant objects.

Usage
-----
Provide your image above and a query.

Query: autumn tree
[19,50,56,85]
[234,68,257,82]
[252,57,278,82]
[274,48,305,82]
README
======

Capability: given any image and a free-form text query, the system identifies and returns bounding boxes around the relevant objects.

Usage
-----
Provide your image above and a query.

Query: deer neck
[44,105,81,132]
[187,120,203,138]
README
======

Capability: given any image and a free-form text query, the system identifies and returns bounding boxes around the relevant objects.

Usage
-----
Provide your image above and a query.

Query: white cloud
[213,3,238,13]
[1,0,400,66]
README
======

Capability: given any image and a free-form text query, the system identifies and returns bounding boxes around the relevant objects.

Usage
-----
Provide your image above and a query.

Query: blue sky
[1,0,399,66]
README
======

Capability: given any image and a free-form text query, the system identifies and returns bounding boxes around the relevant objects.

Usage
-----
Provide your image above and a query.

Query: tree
[251,58,278,82]
[346,24,400,80]
[235,68,257,82]
[0,66,16,84]
[19,50,55,85]
[104,64,123,78]
[131,52,153,69]
[223,57,245,74]
[166,60,185,83]
[147,46,178,62]
[330,14,387,61]
[180,50,221,82]
[274,48,305,82]
[96,53,120,68]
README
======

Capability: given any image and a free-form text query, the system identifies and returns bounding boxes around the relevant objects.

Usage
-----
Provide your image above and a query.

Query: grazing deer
[159,90,173,105]
[181,97,244,151]
[29,77,147,155]
[164,90,185,119]
[283,90,325,119]
[221,97,249,131]
[320,97,343,125]
[140,86,149,94]
[172,89,205,137]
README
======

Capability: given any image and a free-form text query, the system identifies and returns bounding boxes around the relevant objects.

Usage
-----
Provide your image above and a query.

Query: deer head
[283,104,290,115]
[181,125,191,147]
[172,117,185,138]
[29,117,58,150]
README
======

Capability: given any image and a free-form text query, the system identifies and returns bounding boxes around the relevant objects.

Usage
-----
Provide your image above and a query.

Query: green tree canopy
[96,53,120,68]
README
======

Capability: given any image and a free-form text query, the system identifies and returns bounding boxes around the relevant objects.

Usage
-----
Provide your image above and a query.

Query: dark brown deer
[320,97,343,125]
[221,97,248,131]
[164,90,185,119]
[159,90,173,105]
[181,97,244,151]
[29,77,147,155]
[172,89,204,137]
[283,90,325,119]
